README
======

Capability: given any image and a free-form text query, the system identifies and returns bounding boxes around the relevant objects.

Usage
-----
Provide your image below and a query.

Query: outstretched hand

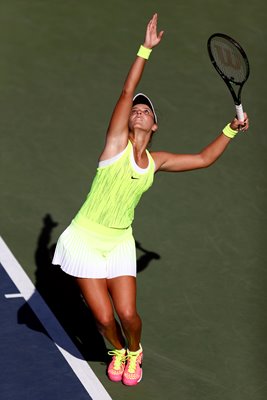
[144,13,164,49]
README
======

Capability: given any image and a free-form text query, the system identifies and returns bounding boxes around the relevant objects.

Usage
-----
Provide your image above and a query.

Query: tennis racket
[207,33,250,122]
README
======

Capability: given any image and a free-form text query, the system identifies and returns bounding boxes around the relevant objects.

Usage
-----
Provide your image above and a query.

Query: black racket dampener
[207,33,250,123]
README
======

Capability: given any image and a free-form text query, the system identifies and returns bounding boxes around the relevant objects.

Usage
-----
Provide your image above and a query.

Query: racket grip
[235,104,244,123]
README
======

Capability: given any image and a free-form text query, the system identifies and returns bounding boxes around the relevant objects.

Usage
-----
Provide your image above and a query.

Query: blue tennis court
[0,237,111,400]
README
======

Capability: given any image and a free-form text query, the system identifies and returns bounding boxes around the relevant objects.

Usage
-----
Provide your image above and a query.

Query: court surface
[0,238,108,400]
[1,1,267,399]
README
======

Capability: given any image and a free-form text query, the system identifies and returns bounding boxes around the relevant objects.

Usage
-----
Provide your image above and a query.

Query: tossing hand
[143,13,164,49]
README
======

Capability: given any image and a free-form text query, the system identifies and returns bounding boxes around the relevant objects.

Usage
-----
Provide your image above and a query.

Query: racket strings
[210,37,248,84]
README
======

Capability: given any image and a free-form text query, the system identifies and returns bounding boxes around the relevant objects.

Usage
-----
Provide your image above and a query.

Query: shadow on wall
[17,214,160,362]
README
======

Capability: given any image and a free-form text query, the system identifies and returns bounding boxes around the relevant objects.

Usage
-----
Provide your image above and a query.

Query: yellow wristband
[222,123,238,139]
[137,45,152,60]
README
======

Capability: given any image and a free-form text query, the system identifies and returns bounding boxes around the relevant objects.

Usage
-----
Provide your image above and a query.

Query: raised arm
[152,114,249,172]
[99,13,164,161]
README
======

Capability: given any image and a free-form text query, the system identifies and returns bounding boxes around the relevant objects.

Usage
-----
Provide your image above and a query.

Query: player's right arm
[99,13,163,161]
[152,115,249,172]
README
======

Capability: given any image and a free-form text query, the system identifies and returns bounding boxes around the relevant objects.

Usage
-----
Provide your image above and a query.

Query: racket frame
[207,33,250,121]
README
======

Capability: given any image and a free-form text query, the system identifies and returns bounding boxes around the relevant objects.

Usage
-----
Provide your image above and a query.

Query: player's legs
[108,275,143,385]
[107,276,142,352]
[76,277,125,349]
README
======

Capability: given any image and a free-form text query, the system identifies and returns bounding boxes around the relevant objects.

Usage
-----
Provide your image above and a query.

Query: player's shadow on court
[136,240,161,273]
[17,213,160,362]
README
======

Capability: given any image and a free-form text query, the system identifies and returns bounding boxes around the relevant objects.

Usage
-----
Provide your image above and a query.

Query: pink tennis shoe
[107,344,143,386]
[107,348,127,382]
[122,345,143,386]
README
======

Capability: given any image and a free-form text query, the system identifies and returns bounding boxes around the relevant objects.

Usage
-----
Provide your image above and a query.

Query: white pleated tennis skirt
[52,218,136,279]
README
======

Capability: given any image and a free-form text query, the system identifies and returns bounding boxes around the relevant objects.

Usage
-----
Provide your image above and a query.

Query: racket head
[207,33,250,86]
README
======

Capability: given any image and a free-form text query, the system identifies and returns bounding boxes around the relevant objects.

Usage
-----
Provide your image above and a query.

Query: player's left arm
[100,14,164,160]
[152,114,249,172]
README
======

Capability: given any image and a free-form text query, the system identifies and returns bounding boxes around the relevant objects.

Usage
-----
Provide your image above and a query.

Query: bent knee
[117,308,140,324]
[95,312,115,330]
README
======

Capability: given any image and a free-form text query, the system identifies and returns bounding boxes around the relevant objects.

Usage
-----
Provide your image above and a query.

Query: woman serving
[52,13,249,386]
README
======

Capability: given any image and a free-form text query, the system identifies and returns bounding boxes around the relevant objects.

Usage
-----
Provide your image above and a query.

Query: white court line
[5,293,24,299]
[0,236,112,400]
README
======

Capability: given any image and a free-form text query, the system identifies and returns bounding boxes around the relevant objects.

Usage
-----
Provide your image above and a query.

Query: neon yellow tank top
[74,141,155,229]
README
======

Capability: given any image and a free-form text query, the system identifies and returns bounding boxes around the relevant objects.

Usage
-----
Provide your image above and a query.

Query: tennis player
[52,13,249,386]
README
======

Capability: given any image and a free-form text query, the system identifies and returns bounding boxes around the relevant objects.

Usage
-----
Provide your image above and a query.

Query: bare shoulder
[99,136,129,161]
[150,151,171,171]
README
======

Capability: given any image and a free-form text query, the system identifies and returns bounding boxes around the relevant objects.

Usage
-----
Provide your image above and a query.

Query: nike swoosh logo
[131,176,139,179]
